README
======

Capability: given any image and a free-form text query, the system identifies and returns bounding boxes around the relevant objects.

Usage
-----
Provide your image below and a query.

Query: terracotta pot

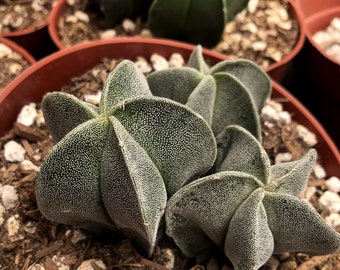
[0,4,57,59]
[48,0,305,83]
[0,37,36,64]
[0,37,36,91]
[1,38,339,178]
[265,0,305,82]
[302,7,340,101]
[294,0,340,19]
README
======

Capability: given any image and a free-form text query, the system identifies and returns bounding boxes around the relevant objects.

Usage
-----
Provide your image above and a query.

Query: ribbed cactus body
[36,60,217,255]
[147,0,249,47]
[147,46,271,141]
[165,125,340,270]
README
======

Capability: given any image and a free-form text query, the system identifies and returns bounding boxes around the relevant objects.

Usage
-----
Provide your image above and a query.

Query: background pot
[294,0,340,19]
[1,38,339,178]
[48,0,305,83]
[303,7,340,101]
[265,0,305,82]
[0,3,57,59]
[0,37,36,91]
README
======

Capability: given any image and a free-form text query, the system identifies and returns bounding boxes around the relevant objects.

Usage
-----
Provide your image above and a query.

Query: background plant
[100,0,249,47]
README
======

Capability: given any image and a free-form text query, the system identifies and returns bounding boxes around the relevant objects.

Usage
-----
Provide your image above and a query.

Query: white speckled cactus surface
[36,47,340,270]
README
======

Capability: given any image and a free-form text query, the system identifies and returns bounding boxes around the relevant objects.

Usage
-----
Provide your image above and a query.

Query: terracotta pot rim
[0,37,228,104]
[48,0,305,75]
[0,37,36,64]
[304,6,340,65]
[0,22,48,38]
[265,0,306,73]
[1,37,339,176]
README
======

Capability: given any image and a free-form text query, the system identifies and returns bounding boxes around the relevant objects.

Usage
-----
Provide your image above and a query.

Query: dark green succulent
[147,0,250,47]
[35,60,217,255]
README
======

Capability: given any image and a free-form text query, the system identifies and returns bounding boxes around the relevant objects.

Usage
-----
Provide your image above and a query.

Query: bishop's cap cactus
[165,125,340,270]
[147,45,271,141]
[36,60,217,255]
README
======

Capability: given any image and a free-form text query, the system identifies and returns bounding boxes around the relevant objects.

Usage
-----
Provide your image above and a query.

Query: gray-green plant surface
[147,45,271,141]
[35,60,217,256]
[165,125,340,270]
[36,47,340,270]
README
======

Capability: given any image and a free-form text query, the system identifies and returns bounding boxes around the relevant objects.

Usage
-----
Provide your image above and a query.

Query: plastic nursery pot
[49,0,305,83]
[0,37,36,91]
[294,0,340,19]
[0,37,339,178]
[264,0,306,82]
[303,6,340,101]
[0,3,57,60]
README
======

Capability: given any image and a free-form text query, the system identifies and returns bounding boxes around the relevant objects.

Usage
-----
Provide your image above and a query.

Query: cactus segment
[263,192,340,255]
[101,60,152,115]
[225,188,274,270]
[210,59,271,113]
[215,125,270,184]
[166,171,260,252]
[148,46,269,141]
[36,119,115,231]
[42,92,99,143]
[147,67,204,104]
[267,149,317,196]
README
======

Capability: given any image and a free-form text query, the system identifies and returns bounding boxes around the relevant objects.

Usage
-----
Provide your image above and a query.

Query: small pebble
[24,221,37,234]
[0,43,13,59]
[20,160,40,172]
[7,215,20,237]
[325,213,340,228]
[74,11,90,23]
[247,0,259,13]
[169,53,185,67]
[100,29,117,40]
[84,91,102,105]
[150,53,169,71]
[135,56,152,73]
[319,191,340,213]
[325,176,340,193]
[313,163,327,179]
[28,264,45,270]
[122,18,135,32]
[295,125,317,147]
[17,103,38,127]
[4,140,26,162]
[77,259,106,270]
[275,152,292,164]
[1,184,18,209]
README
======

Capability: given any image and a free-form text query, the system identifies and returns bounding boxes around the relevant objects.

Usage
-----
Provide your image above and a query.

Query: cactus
[100,0,153,27]
[35,60,217,256]
[165,125,340,270]
[147,0,249,47]
[147,45,271,141]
